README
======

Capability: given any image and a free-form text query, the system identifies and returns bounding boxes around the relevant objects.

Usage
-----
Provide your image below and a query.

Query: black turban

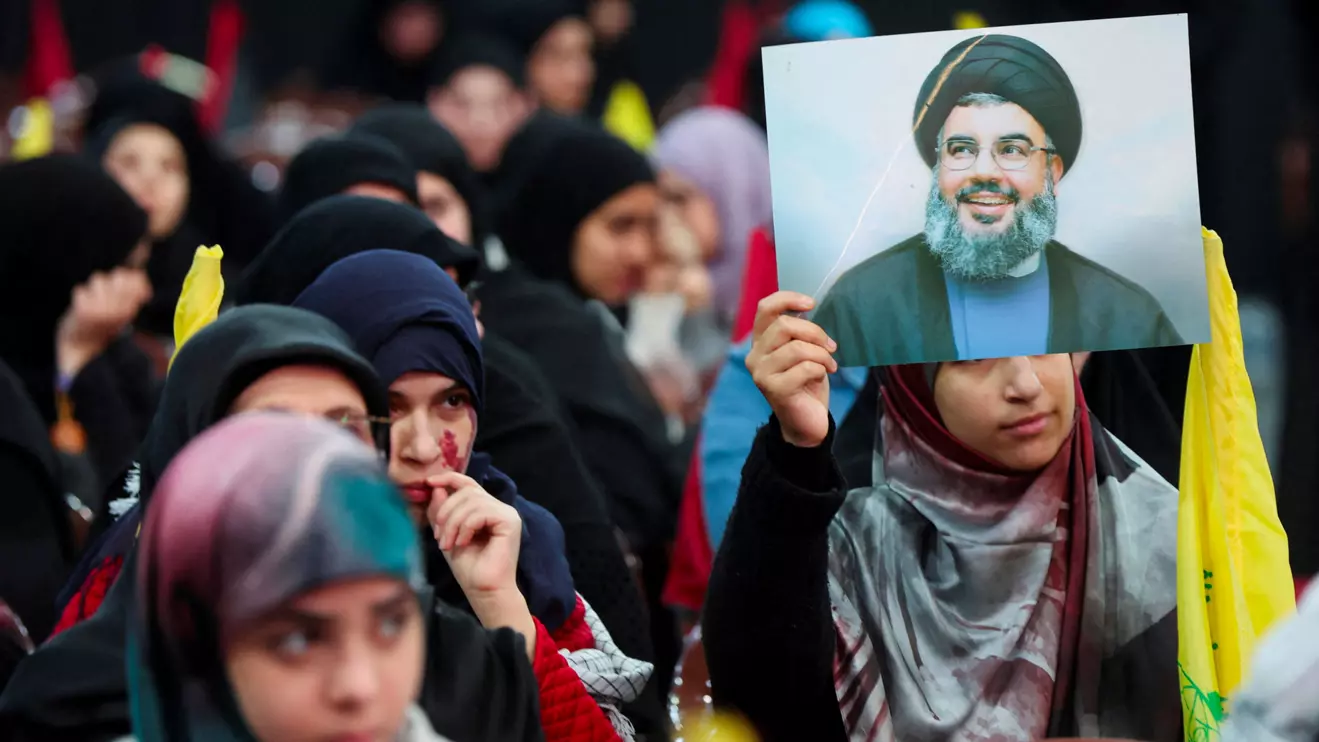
[913,34,1082,174]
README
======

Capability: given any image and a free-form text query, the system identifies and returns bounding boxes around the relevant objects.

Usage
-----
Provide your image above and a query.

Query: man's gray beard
[922,176,1058,282]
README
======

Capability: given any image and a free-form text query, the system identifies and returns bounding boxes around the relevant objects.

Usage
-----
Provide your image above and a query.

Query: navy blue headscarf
[292,249,576,630]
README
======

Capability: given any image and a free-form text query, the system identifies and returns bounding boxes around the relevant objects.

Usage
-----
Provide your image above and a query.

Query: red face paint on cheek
[440,430,460,471]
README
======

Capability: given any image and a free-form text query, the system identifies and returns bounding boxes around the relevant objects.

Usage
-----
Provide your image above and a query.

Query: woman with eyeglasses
[0,305,398,741]
[295,249,651,741]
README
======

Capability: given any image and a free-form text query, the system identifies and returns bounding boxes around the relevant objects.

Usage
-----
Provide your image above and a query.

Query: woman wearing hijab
[235,197,666,737]
[117,414,465,742]
[295,249,652,739]
[237,196,481,304]
[236,196,655,624]
[653,107,772,335]
[0,155,157,510]
[484,119,685,693]
[276,134,421,222]
[320,0,449,103]
[0,358,74,647]
[702,291,1180,741]
[423,30,536,178]
[84,68,278,344]
[116,413,552,742]
[351,103,489,245]
[652,106,773,381]
[0,305,396,741]
[455,0,595,117]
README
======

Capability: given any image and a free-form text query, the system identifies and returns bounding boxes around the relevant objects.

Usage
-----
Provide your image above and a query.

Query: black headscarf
[294,250,485,415]
[0,155,148,424]
[276,134,421,222]
[320,0,450,103]
[349,103,491,247]
[83,67,278,337]
[428,29,527,89]
[292,250,578,631]
[237,195,482,305]
[451,0,587,58]
[498,121,654,296]
[0,359,72,645]
[0,305,389,742]
[913,33,1083,173]
[482,107,584,208]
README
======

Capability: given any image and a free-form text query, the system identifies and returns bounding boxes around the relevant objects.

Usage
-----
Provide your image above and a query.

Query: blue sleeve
[700,344,867,552]
[699,342,773,551]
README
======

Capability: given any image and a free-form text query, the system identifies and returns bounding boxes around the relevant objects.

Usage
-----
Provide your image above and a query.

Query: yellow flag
[952,11,989,29]
[10,99,56,161]
[170,245,225,370]
[1176,228,1294,740]
[602,80,656,153]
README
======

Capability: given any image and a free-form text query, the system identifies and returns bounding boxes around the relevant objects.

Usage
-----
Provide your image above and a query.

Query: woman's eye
[443,393,468,409]
[271,629,312,658]
[377,611,409,640]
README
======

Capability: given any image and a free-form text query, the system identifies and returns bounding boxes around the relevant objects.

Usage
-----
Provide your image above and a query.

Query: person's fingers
[427,471,481,493]
[448,499,492,551]
[760,361,831,398]
[755,339,839,380]
[752,291,816,339]
[426,487,450,529]
[453,503,496,549]
[438,491,484,550]
[758,315,836,357]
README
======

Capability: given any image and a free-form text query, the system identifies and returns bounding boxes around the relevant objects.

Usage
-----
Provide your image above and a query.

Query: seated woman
[701,291,1181,742]
[117,413,533,742]
[294,249,652,739]
[234,196,656,674]
[0,306,393,740]
[276,134,422,223]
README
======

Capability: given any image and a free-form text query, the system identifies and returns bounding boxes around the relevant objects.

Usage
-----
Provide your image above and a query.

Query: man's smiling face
[923,96,1065,281]
[936,100,1059,235]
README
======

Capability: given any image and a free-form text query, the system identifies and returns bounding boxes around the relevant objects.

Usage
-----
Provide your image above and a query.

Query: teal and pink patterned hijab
[125,413,424,742]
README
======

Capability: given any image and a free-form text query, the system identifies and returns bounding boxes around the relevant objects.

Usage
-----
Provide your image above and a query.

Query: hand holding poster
[764,15,1209,367]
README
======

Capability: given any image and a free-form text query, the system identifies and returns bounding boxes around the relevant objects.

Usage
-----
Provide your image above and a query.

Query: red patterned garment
[49,555,123,637]
[537,595,653,741]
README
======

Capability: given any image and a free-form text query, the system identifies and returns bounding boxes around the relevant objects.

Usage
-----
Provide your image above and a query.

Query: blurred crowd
[0,0,1315,741]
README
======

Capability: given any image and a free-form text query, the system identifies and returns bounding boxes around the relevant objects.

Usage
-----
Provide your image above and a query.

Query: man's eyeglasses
[939,139,1055,172]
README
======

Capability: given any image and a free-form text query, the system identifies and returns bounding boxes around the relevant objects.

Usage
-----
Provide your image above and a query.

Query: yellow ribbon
[170,245,225,370]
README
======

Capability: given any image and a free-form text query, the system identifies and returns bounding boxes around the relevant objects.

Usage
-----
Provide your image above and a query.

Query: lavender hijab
[653,107,773,324]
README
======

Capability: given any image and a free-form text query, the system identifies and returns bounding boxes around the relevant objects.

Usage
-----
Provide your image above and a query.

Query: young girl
[119,412,543,741]
[703,291,1181,742]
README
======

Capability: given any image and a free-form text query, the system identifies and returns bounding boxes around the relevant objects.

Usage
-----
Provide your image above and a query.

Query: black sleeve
[478,341,668,738]
[419,601,546,742]
[479,340,652,659]
[0,445,72,644]
[68,337,160,491]
[702,415,848,742]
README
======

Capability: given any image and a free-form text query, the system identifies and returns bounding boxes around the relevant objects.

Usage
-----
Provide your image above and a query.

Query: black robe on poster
[812,234,1184,367]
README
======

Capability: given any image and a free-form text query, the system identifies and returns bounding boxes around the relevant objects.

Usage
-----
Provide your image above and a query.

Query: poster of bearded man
[766,14,1209,367]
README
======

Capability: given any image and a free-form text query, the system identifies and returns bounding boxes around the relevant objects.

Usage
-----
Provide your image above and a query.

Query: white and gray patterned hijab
[826,364,1181,741]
